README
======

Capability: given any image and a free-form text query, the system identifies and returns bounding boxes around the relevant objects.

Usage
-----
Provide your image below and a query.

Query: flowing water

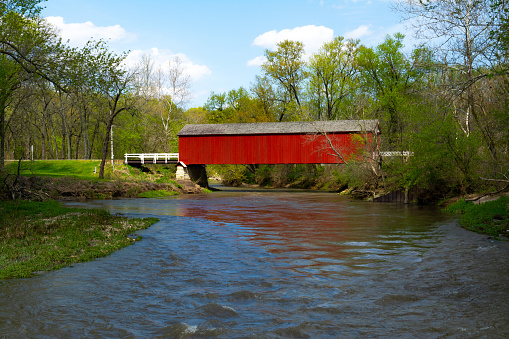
[1,188,509,338]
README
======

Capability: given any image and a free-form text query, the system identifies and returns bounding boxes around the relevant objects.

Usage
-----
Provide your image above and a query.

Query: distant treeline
[1,0,508,197]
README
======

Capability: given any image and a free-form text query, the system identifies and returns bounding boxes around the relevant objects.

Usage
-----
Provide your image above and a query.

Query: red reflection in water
[175,194,383,273]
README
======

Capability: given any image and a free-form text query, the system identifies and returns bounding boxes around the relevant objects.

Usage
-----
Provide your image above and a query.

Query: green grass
[0,200,159,279]
[5,160,102,180]
[444,196,509,237]
[137,190,179,198]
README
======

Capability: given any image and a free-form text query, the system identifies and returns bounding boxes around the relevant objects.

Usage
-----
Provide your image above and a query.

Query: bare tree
[133,55,192,152]
[160,56,192,152]
[393,0,496,133]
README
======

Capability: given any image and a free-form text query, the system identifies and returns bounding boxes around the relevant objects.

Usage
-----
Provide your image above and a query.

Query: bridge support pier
[187,165,209,188]
[176,163,208,188]
[176,164,189,180]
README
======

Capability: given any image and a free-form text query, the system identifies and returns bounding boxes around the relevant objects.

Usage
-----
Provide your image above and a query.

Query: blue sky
[42,0,408,108]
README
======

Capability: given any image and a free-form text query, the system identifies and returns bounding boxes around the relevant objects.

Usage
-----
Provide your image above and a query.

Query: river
[1,188,509,338]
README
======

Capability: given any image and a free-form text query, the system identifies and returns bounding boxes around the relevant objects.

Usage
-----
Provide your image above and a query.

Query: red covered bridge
[177,119,380,166]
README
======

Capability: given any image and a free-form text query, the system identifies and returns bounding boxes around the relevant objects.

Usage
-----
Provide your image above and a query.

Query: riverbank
[0,200,159,279]
[0,160,205,279]
[443,196,509,239]
[2,175,202,201]
[1,160,203,201]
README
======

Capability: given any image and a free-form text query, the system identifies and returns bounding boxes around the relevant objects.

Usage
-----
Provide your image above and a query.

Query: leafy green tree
[204,91,234,123]
[0,12,65,166]
[357,33,431,148]
[250,75,279,122]
[79,42,136,178]
[183,107,208,124]
[261,40,307,121]
[225,87,250,111]
[0,55,25,166]
[307,37,360,120]
[0,0,45,18]
[490,0,509,66]
[0,0,72,166]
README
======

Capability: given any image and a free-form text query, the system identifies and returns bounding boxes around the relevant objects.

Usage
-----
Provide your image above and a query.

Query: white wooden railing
[379,151,413,157]
[124,153,179,164]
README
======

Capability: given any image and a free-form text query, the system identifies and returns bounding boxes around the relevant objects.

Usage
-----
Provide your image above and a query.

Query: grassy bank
[0,200,159,279]
[444,196,509,238]
[4,159,179,184]
[1,160,202,200]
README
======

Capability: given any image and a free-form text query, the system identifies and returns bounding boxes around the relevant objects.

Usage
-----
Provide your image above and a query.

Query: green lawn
[5,160,102,180]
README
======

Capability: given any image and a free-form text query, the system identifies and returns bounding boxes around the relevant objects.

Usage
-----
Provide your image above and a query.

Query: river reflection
[174,191,437,277]
[1,188,509,338]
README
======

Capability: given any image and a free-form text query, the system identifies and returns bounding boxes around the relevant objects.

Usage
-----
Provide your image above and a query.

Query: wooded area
[1,0,508,199]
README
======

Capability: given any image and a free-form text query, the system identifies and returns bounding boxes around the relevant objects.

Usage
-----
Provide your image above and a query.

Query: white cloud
[249,25,334,66]
[252,25,334,55]
[344,25,373,39]
[246,56,266,67]
[124,48,212,82]
[45,16,136,46]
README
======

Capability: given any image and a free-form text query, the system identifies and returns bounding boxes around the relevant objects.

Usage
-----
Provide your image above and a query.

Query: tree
[250,75,279,122]
[204,87,269,123]
[160,56,192,151]
[0,7,65,89]
[261,40,307,121]
[0,55,26,166]
[134,55,191,152]
[307,37,360,120]
[26,77,59,160]
[82,42,136,178]
[204,91,233,123]
[490,0,509,65]
[183,107,207,124]
[0,0,46,18]
[394,0,498,147]
[357,33,431,148]
[0,1,67,166]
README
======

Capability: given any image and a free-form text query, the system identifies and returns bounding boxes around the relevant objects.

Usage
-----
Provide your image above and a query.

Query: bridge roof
[178,120,379,136]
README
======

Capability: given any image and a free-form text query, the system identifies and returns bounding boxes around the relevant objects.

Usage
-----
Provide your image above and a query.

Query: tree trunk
[98,113,114,179]
[81,102,90,159]
[89,118,101,159]
[0,101,5,168]
[41,110,46,160]
[59,102,71,159]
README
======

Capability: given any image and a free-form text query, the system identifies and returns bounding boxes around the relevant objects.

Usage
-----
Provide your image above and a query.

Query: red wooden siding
[178,132,373,165]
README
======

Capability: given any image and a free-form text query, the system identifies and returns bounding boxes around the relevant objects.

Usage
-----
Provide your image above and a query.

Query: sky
[41,0,410,108]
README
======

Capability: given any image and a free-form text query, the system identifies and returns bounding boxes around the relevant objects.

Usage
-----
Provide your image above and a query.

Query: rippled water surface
[2,188,509,338]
